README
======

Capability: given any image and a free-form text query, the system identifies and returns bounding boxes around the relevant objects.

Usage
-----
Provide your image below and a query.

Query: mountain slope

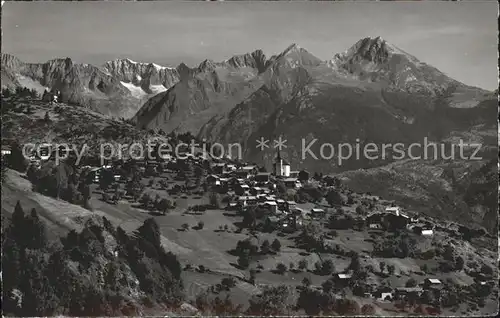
[1,54,142,118]
[131,50,272,133]
[103,58,180,98]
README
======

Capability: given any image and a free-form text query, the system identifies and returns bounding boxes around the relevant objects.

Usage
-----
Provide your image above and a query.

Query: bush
[271,239,281,252]
[276,263,287,275]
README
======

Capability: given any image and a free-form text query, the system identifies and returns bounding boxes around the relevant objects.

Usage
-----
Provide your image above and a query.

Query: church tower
[273,150,290,177]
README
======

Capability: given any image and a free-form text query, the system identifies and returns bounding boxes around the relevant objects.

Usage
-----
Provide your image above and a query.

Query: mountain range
[2,37,497,233]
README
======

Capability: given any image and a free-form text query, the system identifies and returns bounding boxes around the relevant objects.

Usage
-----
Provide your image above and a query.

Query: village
[1,134,497,314]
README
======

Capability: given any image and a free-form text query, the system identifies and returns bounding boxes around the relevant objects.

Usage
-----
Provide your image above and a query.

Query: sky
[2,1,498,90]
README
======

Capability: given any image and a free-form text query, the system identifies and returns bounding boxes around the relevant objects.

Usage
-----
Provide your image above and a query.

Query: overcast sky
[2,1,497,90]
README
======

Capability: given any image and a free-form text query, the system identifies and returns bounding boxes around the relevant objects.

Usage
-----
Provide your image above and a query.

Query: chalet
[276,199,286,210]
[421,229,434,236]
[241,165,257,174]
[88,167,102,183]
[256,194,267,203]
[377,292,393,301]
[310,208,326,219]
[289,171,300,178]
[237,196,249,207]
[265,215,281,229]
[385,206,401,216]
[333,273,353,287]
[1,145,11,156]
[423,278,442,290]
[212,163,226,174]
[366,212,384,227]
[38,144,52,160]
[255,172,271,183]
[394,287,423,299]
[42,89,61,104]
[250,187,264,196]
[369,223,382,229]
[384,213,410,230]
[283,177,299,188]
[228,201,238,210]
[264,201,278,214]
[206,175,220,186]
[285,201,297,212]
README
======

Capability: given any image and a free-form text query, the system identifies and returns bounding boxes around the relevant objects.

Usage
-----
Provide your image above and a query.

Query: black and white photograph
[1,1,498,316]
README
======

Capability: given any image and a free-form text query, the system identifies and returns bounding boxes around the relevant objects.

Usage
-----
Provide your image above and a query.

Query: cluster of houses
[363,206,434,236]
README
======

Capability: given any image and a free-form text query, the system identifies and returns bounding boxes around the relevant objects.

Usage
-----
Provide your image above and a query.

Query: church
[273,150,291,177]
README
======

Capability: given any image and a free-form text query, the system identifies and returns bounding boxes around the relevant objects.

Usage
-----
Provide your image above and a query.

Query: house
[333,273,353,287]
[378,292,393,301]
[1,145,11,156]
[240,165,257,174]
[394,287,423,300]
[207,175,220,186]
[42,89,61,104]
[384,213,410,230]
[255,172,271,183]
[250,186,264,196]
[374,286,394,301]
[265,215,281,229]
[385,206,401,216]
[273,150,291,177]
[310,208,326,219]
[289,171,299,178]
[264,201,278,214]
[283,177,299,188]
[366,212,384,228]
[423,278,442,290]
[212,163,226,174]
[285,201,297,212]
[38,145,52,160]
[421,229,434,236]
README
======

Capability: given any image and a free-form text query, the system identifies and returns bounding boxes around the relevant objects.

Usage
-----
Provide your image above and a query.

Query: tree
[140,193,151,209]
[276,181,286,196]
[326,189,344,207]
[276,263,287,275]
[321,259,335,275]
[24,208,48,249]
[298,170,310,182]
[247,285,289,315]
[455,256,464,271]
[387,264,395,275]
[220,277,236,291]
[480,264,493,276]
[44,111,51,122]
[355,205,366,216]
[209,192,221,209]
[157,198,170,215]
[406,278,418,287]
[237,253,250,269]
[379,261,386,273]
[298,258,308,271]
[271,239,281,252]
[197,221,204,230]
[249,269,257,285]
[349,253,361,273]
[289,262,295,271]
[361,304,376,315]
[181,223,189,231]
[302,277,311,288]
[260,239,271,254]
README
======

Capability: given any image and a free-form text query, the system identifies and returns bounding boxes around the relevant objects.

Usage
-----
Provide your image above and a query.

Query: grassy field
[2,168,498,315]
